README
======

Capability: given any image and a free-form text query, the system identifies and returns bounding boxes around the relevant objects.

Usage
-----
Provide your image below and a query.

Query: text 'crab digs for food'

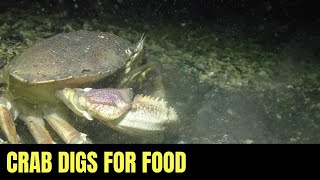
[5,151,187,174]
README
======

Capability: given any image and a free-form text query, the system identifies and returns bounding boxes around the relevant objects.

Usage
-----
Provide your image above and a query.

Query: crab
[0,30,179,144]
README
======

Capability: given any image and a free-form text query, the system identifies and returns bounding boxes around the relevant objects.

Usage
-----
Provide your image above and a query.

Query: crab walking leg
[44,112,92,144]
[20,115,56,144]
[0,97,20,144]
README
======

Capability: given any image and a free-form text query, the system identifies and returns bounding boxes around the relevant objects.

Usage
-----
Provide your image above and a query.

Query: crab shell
[6,30,135,104]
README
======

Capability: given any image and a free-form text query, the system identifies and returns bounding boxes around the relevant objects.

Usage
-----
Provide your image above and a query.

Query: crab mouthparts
[56,88,134,122]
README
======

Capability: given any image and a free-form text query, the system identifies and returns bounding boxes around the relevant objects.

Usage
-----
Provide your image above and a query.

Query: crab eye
[125,48,132,55]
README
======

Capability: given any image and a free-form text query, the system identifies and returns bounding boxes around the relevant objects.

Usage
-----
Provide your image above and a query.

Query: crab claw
[107,94,179,138]
[56,88,133,122]
[56,87,179,139]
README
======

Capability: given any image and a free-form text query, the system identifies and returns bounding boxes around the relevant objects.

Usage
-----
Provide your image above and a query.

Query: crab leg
[44,112,92,144]
[0,97,20,144]
[20,115,56,144]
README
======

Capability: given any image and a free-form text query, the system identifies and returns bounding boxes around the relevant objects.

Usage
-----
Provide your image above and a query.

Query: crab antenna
[135,33,146,53]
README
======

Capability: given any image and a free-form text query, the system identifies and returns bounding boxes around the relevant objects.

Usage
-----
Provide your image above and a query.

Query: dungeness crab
[0,30,179,144]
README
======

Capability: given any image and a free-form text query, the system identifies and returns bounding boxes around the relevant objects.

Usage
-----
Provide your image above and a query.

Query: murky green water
[1,7,319,144]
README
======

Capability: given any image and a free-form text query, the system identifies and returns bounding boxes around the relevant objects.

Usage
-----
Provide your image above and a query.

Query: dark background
[0,0,319,23]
